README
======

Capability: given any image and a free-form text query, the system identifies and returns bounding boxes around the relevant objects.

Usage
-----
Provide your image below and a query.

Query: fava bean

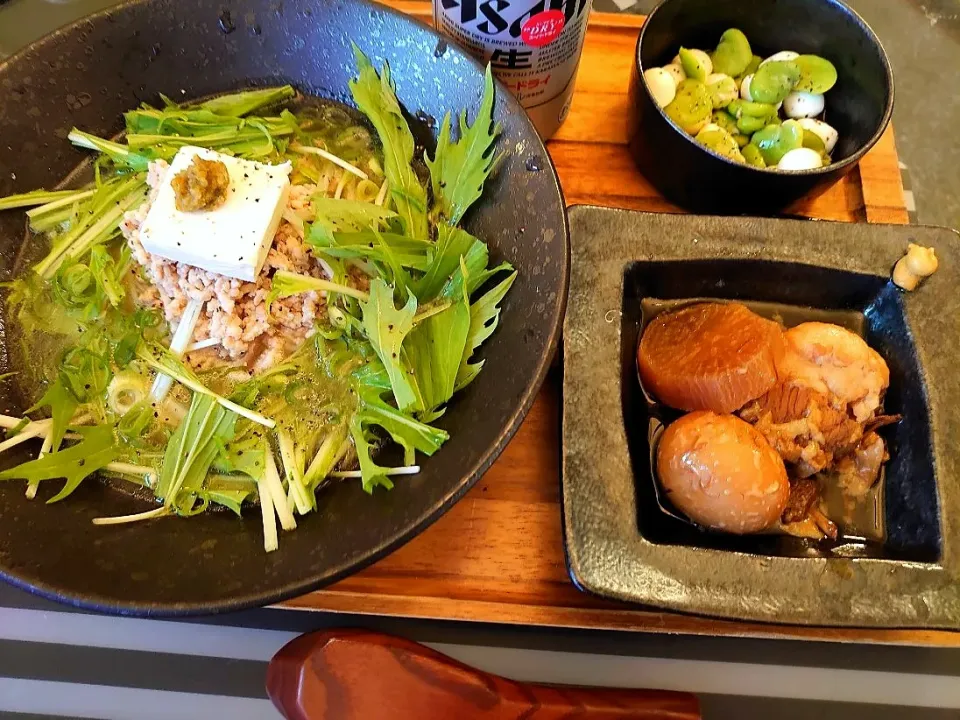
[801,128,826,154]
[735,55,762,85]
[706,73,739,108]
[794,54,838,93]
[751,119,803,165]
[797,118,838,154]
[737,114,768,134]
[737,102,777,118]
[711,110,741,137]
[678,47,712,81]
[711,28,753,77]
[742,143,766,168]
[660,33,840,171]
[695,124,746,163]
[750,60,801,104]
[664,79,713,134]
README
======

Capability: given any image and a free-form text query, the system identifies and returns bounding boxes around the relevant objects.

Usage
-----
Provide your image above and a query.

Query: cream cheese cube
[139,146,292,281]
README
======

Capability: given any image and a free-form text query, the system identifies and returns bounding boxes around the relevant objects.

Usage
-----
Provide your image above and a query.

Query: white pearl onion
[777,147,824,171]
[644,68,678,108]
[663,63,686,85]
[761,50,800,66]
[782,91,825,119]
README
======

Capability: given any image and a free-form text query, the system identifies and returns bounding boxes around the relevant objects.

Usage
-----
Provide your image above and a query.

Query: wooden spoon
[266,629,701,719]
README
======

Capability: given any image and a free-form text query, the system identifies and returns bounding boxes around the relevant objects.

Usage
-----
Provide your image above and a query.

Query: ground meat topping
[171,157,230,212]
[122,160,331,372]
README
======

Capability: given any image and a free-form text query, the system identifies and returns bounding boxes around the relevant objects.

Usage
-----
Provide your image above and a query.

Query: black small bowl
[627,0,894,214]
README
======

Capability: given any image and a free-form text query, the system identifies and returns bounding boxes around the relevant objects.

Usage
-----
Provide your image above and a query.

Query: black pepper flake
[244,173,249,179]
[154,411,159,418]
[254,198,260,203]
[84,383,90,390]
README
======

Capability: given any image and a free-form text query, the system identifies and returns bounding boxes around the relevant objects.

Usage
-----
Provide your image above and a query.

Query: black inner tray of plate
[620,258,940,563]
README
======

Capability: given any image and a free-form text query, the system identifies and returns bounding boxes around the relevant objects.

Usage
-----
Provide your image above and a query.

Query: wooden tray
[281,3,956,646]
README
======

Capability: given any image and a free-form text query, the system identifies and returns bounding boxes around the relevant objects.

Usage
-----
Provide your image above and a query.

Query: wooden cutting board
[280,2,953,647]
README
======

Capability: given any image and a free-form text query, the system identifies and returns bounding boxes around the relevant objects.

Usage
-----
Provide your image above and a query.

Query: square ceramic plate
[561,205,960,628]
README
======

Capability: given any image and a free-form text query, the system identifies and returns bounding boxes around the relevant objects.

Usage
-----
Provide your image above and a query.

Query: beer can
[432,0,594,139]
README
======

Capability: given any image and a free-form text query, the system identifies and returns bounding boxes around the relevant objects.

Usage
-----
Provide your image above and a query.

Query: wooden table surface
[281,4,954,647]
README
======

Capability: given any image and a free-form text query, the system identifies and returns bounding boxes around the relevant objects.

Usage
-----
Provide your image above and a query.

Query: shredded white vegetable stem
[0,421,50,454]
[265,452,296,531]
[330,465,421,479]
[257,476,279,553]
[25,431,54,500]
[92,506,170,526]
[150,299,203,402]
[333,172,348,200]
[25,189,95,218]
[277,430,311,515]
[289,143,369,180]
[375,179,390,207]
[184,337,220,353]
[0,415,50,431]
[104,462,158,488]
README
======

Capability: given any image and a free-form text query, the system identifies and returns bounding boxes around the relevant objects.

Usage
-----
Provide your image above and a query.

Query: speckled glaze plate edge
[561,205,960,628]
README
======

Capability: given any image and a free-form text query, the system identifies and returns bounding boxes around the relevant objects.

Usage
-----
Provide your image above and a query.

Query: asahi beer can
[432,0,594,139]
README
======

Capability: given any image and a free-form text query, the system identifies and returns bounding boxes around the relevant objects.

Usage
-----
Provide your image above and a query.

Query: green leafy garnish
[199,85,296,117]
[404,261,471,420]
[349,45,429,241]
[26,377,78,453]
[350,364,448,491]
[456,270,517,392]
[268,269,370,308]
[308,229,432,271]
[136,343,275,427]
[360,279,421,413]
[415,224,487,301]
[0,424,120,502]
[309,197,397,245]
[157,394,240,514]
[34,175,147,279]
[426,66,502,225]
[0,188,90,212]
[68,129,152,171]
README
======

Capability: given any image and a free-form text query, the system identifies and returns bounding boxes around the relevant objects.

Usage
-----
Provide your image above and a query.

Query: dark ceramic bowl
[628,0,894,214]
[563,206,960,627]
[0,0,568,614]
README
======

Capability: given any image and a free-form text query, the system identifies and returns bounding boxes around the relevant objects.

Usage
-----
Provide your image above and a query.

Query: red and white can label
[521,10,566,47]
